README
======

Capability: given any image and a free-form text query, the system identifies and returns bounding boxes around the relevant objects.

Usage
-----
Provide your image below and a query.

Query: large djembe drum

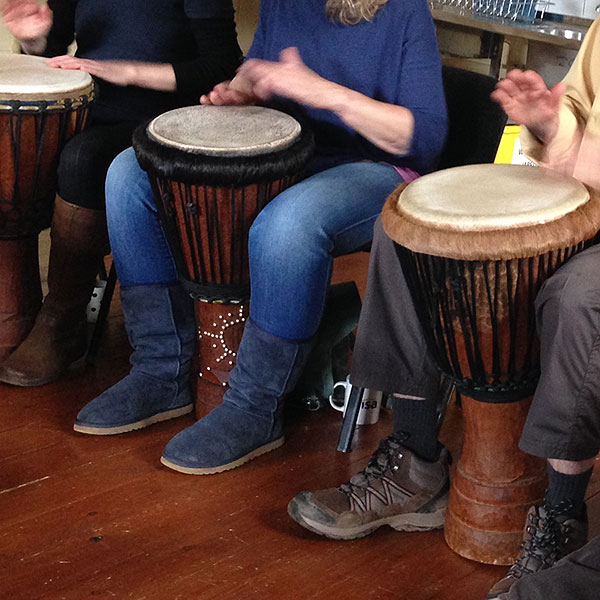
[382,164,600,565]
[133,105,314,418]
[0,53,94,359]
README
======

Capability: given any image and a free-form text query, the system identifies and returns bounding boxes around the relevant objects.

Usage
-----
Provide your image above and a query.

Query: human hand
[237,47,338,109]
[1,0,52,42]
[200,77,257,105]
[492,69,564,142]
[46,56,138,86]
[0,0,52,45]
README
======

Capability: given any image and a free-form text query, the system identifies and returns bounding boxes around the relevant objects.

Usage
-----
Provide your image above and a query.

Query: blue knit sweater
[247,0,448,175]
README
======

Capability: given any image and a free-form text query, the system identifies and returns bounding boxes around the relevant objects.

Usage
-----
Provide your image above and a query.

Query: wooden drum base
[444,395,547,565]
[193,301,249,419]
[0,237,43,360]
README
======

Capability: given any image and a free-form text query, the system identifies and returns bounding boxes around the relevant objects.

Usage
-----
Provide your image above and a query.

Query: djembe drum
[133,105,314,418]
[381,163,600,565]
[0,53,94,359]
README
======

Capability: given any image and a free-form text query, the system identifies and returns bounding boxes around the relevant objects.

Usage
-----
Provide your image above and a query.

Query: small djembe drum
[382,163,600,565]
[133,105,314,418]
[0,53,94,359]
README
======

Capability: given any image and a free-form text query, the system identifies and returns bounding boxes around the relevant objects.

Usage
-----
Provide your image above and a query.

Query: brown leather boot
[0,238,43,361]
[0,196,108,387]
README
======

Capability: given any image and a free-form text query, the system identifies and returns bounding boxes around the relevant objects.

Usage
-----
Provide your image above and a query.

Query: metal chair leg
[86,262,117,365]
[336,385,363,452]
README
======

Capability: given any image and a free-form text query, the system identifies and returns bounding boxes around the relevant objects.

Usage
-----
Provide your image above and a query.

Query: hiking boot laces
[338,433,410,513]
[507,502,575,581]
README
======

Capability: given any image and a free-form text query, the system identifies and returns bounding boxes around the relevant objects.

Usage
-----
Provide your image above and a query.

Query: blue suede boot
[161,318,313,474]
[74,283,195,435]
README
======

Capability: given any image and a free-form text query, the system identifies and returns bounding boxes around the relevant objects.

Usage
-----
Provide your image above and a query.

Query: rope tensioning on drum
[1,95,93,239]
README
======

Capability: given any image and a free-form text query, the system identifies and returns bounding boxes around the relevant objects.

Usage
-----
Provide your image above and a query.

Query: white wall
[234,0,259,55]
[0,18,17,53]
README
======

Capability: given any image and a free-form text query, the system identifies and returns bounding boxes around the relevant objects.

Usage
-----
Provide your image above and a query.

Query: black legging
[56,119,139,210]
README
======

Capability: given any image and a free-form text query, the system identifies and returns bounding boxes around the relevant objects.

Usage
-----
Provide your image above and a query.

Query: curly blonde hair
[325,0,390,25]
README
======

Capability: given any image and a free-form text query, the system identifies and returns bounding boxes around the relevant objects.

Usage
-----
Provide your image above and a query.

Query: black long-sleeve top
[44,0,243,123]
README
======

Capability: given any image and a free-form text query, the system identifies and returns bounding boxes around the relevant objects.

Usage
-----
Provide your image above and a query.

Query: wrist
[528,116,558,145]
[20,36,47,55]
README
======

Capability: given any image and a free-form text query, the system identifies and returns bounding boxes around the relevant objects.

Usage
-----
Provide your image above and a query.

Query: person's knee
[105,148,144,214]
[249,198,318,261]
[536,264,600,326]
[57,133,114,206]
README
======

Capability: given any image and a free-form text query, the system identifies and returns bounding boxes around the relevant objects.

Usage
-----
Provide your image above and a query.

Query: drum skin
[0,54,94,359]
[133,106,314,417]
[382,164,600,565]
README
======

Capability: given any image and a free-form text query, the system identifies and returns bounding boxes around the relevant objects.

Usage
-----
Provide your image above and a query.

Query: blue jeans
[106,148,403,340]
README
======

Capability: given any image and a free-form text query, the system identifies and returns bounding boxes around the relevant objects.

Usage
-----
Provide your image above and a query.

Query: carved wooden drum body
[133,105,313,417]
[0,54,94,359]
[382,164,600,564]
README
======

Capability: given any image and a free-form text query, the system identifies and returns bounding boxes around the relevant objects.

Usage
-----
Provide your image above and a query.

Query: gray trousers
[504,535,600,599]
[350,218,600,461]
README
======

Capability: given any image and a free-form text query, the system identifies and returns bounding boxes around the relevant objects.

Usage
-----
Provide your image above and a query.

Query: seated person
[288,14,600,600]
[73,0,449,478]
[0,0,242,386]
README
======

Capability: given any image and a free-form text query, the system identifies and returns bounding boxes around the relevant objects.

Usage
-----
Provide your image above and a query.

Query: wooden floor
[1,250,599,600]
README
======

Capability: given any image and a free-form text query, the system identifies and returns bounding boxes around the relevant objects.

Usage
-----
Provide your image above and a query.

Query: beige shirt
[521,16,600,190]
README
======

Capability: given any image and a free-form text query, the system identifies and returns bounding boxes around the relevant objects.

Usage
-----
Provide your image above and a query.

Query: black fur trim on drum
[132,120,315,186]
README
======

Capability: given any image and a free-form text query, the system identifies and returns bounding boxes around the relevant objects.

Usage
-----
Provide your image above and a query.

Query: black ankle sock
[544,463,593,519]
[392,395,440,462]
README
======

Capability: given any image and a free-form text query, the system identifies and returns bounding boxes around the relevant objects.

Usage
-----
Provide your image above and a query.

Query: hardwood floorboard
[0,252,598,599]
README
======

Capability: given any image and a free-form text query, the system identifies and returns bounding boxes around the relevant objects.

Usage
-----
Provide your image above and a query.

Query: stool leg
[336,385,363,452]
[86,263,117,365]
[436,376,455,434]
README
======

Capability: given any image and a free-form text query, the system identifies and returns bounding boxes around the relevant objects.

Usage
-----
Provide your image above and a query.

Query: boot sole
[288,491,448,540]
[160,436,285,475]
[73,404,194,435]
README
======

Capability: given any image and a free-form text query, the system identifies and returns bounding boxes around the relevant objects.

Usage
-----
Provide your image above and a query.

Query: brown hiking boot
[287,434,449,540]
[487,503,588,600]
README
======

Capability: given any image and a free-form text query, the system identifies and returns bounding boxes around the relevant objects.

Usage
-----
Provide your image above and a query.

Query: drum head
[0,53,94,101]
[382,164,600,260]
[400,164,589,230]
[147,106,301,157]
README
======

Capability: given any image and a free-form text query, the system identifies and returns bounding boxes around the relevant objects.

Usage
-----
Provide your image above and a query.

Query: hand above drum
[492,69,564,144]
[199,77,259,106]
[237,47,338,108]
[1,0,52,53]
[203,47,415,156]
[45,56,177,92]
[201,48,334,108]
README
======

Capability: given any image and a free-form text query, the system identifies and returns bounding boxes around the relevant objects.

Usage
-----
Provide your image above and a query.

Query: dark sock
[544,463,593,520]
[392,395,440,461]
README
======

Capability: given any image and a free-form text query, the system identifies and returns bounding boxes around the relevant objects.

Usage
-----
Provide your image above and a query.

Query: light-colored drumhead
[382,163,600,260]
[147,106,301,157]
[0,53,93,101]
[399,164,589,230]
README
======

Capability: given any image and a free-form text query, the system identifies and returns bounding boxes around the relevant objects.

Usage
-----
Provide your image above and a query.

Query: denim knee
[249,197,320,265]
